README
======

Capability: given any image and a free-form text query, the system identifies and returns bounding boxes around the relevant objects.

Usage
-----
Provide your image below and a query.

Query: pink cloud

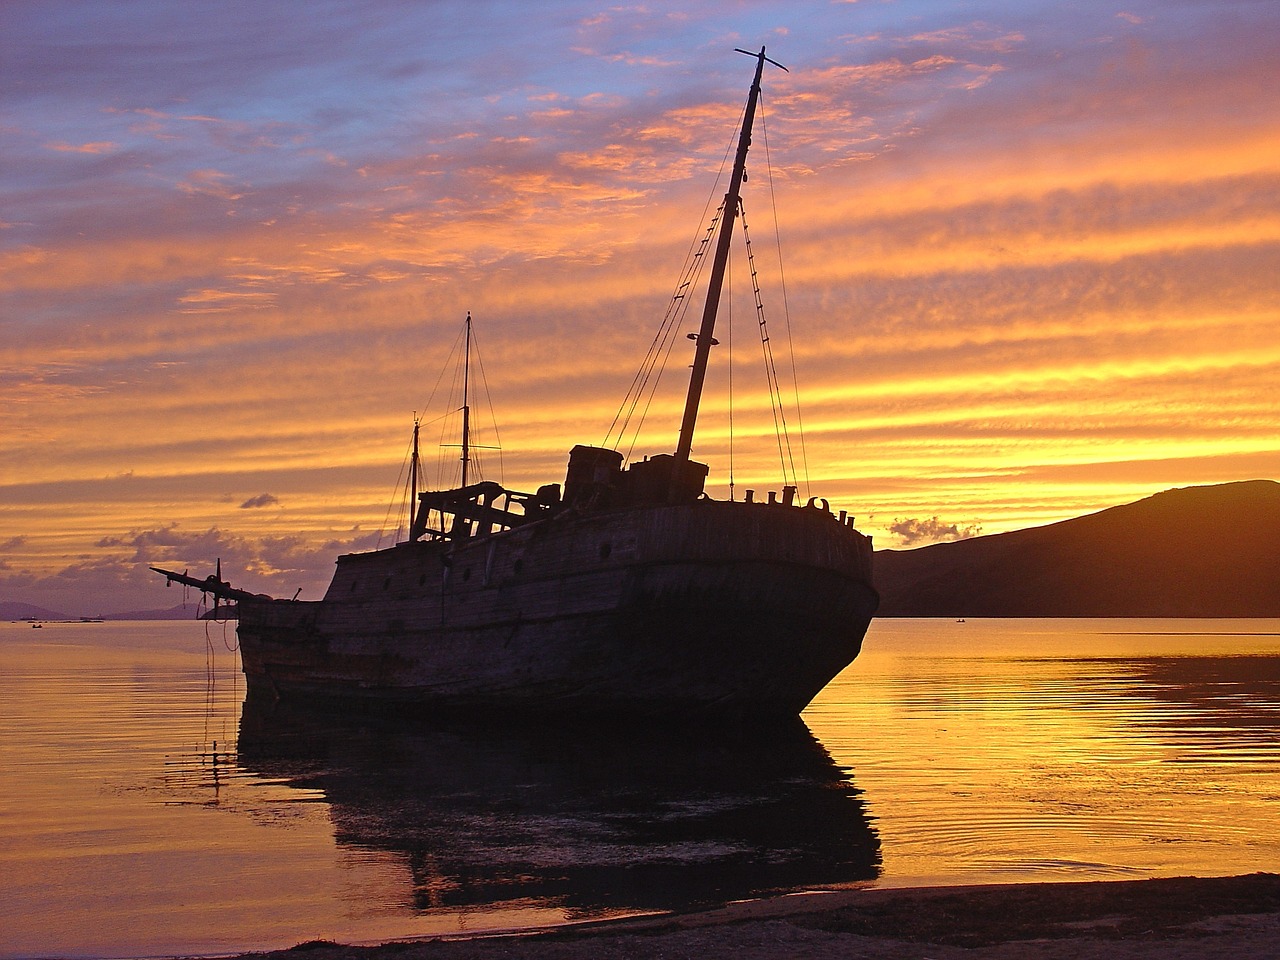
[45,140,118,154]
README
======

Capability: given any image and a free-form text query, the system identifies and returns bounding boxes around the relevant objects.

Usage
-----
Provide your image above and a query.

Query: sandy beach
[236,873,1280,960]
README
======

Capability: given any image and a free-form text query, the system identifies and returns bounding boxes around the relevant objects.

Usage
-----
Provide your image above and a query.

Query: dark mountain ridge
[874,479,1280,617]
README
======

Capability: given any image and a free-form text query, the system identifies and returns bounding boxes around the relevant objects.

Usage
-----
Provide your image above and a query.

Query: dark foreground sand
[237,873,1280,960]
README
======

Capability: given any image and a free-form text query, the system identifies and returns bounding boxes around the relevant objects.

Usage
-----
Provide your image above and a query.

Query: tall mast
[410,416,420,500]
[461,311,472,487]
[674,46,786,463]
[407,414,420,539]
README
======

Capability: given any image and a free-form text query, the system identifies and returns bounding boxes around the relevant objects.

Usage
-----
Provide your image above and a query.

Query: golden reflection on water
[3,618,1279,957]
[0,622,416,959]
[805,618,1280,887]
[2,621,878,958]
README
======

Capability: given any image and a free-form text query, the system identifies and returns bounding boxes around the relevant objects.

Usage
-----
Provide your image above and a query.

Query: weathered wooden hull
[237,499,877,717]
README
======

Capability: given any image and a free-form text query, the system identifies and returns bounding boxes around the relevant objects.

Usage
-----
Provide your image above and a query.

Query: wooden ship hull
[237,497,875,717]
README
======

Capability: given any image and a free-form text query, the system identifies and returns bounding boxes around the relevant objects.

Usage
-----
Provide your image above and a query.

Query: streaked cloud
[3,0,1278,613]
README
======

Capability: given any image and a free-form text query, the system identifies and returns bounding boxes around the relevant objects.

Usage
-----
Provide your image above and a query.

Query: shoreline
[234,873,1280,960]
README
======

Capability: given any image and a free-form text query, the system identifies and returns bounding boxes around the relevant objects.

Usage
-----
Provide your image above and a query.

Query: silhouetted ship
[154,48,878,718]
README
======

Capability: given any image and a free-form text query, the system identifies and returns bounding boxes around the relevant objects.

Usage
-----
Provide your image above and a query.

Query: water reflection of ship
[237,696,881,915]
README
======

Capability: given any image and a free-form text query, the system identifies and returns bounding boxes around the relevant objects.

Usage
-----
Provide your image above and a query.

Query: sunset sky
[4,0,1279,615]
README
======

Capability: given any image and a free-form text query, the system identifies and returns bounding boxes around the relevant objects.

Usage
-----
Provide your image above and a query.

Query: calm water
[2,618,1278,959]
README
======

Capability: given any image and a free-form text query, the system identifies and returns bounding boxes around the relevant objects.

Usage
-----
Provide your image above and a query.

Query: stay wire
[468,325,504,486]
[727,251,735,499]
[759,99,811,496]
[741,206,795,487]
[605,201,719,455]
[604,100,746,456]
[377,432,415,547]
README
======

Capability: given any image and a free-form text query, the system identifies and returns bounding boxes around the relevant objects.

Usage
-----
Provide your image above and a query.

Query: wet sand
[237,873,1280,960]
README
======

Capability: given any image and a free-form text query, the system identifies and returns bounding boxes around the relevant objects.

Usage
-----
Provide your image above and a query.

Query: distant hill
[1,601,73,621]
[874,480,1280,617]
[2,601,212,622]
[101,604,207,621]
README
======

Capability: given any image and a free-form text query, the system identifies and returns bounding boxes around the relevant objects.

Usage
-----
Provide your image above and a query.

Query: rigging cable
[741,204,798,488]
[727,247,736,499]
[418,323,468,489]
[376,426,416,547]
[438,327,469,487]
[623,216,716,465]
[604,202,719,457]
[202,614,240,780]
[431,320,501,487]
[368,319,469,539]
[603,101,746,457]
[468,323,505,487]
[204,616,216,747]
[758,100,811,496]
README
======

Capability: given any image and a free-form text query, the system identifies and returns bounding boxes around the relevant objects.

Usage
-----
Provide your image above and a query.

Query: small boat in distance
[153,48,878,718]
